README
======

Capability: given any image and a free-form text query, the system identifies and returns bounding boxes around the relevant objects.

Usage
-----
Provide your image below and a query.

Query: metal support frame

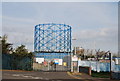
[34,23,72,59]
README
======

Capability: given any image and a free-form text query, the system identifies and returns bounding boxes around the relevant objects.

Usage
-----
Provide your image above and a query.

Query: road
[2,70,76,81]
[1,70,118,81]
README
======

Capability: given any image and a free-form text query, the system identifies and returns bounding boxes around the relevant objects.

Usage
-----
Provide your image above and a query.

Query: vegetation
[91,71,110,78]
[14,45,34,57]
[1,35,34,71]
[1,35,13,54]
[1,35,34,57]
[73,47,111,60]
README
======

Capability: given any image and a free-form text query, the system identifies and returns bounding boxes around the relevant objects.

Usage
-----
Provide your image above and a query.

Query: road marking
[31,77,41,79]
[44,72,50,74]
[12,74,20,77]
[22,75,31,78]
[12,74,44,79]
[67,72,82,79]
[38,77,43,79]
[67,72,90,81]
[22,75,43,79]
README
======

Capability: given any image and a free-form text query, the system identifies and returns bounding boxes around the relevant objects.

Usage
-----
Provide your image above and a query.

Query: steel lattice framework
[34,23,71,53]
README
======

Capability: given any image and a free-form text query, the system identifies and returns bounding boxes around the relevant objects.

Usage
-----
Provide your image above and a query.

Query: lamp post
[109,52,112,79]
[71,38,76,72]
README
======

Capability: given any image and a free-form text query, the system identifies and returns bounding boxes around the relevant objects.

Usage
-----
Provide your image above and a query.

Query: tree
[14,44,34,57]
[15,45,28,55]
[75,47,85,59]
[95,49,110,60]
[1,35,13,54]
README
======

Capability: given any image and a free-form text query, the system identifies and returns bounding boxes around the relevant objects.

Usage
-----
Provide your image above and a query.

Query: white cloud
[72,27,118,52]
[2,2,118,52]
[74,27,117,39]
[3,31,34,51]
[2,16,36,23]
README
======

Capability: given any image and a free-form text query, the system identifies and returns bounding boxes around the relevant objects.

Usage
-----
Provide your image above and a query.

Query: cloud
[3,31,34,51]
[2,16,35,51]
[2,2,118,52]
[72,27,118,52]
[2,16,36,23]
[75,27,118,39]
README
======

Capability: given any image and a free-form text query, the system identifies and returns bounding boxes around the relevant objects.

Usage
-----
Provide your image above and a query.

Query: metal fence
[33,53,71,71]
[2,54,33,71]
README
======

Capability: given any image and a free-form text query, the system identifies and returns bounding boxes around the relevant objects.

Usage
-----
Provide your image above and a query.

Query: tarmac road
[1,70,119,81]
[2,70,75,81]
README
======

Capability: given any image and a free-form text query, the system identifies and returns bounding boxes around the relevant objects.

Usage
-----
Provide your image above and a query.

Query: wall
[2,54,33,71]
[79,66,91,75]
[78,60,120,72]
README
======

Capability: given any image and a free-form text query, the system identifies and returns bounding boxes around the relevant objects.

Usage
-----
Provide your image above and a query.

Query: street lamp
[71,38,77,72]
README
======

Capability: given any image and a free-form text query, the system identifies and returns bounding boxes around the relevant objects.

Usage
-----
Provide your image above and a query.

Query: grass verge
[91,71,110,78]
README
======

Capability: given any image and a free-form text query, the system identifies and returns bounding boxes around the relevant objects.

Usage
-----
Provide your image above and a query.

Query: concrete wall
[79,66,91,75]
[78,60,120,72]
[78,60,120,79]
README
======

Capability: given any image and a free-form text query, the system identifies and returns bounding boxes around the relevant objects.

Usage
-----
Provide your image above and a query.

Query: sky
[1,1,118,53]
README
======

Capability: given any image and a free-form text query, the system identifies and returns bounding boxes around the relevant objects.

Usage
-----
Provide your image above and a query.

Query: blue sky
[2,2,118,53]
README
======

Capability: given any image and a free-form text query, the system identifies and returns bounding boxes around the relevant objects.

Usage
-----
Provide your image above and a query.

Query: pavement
[1,70,119,81]
[67,72,119,81]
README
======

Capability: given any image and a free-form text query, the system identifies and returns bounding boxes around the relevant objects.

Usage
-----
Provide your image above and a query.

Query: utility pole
[71,38,76,72]
[109,52,112,79]
[75,47,76,55]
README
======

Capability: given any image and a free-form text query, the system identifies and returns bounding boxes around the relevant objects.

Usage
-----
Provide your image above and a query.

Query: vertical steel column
[34,25,37,52]
[70,27,72,71]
